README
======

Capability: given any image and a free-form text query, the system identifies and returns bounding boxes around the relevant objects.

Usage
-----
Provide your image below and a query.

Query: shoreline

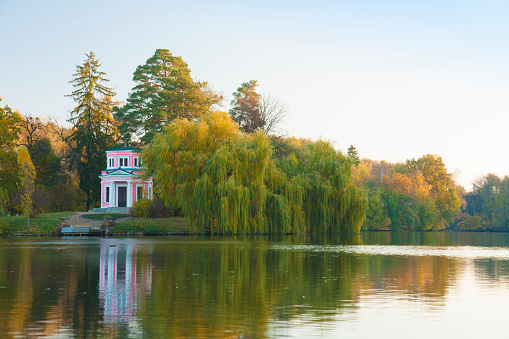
[2,228,509,237]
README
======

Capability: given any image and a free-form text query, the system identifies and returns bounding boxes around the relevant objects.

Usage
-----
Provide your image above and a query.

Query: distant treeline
[349,152,509,232]
[457,174,509,231]
[349,154,462,231]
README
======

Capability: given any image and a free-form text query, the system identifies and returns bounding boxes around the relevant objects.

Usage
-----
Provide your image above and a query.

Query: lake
[1,232,509,338]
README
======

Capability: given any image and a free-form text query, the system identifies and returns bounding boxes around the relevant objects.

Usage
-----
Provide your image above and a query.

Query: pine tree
[347,145,359,164]
[67,52,118,210]
[114,49,222,145]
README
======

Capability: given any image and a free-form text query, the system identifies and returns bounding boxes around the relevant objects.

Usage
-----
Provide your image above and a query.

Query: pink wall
[101,179,152,208]
[106,151,140,168]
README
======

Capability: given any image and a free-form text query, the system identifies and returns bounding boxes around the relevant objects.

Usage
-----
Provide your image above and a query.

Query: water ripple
[270,244,509,259]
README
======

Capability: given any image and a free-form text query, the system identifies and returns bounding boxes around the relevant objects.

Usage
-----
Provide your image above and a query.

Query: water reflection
[1,234,509,337]
[99,242,152,325]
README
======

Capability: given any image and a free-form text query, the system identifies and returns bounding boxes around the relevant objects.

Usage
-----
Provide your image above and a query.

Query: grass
[38,211,76,219]
[0,212,191,236]
[0,212,77,236]
[111,217,190,235]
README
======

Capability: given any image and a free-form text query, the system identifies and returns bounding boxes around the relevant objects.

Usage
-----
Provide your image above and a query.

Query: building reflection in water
[99,242,152,325]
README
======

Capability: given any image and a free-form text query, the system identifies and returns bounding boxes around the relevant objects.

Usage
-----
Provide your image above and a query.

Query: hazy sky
[1,0,509,190]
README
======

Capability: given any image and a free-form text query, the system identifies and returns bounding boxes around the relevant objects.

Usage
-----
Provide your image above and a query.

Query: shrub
[129,198,172,218]
[130,199,152,218]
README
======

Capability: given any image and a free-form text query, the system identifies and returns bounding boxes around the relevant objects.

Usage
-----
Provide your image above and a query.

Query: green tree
[67,52,118,210]
[276,140,367,233]
[362,188,390,230]
[0,187,8,217]
[0,99,22,153]
[418,196,438,231]
[115,49,221,145]
[347,145,359,164]
[30,137,65,188]
[464,173,509,230]
[496,176,509,230]
[48,182,86,212]
[0,99,23,210]
[17,147,36,225]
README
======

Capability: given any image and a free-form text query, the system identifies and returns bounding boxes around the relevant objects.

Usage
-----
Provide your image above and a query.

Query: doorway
[118,187,127,207]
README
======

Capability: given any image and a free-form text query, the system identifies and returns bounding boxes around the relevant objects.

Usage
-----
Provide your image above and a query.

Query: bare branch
[18,115,45,150]
[259,93,287,137]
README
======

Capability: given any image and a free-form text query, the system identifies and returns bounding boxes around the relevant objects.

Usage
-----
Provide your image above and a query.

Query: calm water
[2,232,509,338]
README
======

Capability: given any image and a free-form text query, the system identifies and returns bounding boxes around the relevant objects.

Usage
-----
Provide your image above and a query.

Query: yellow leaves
[411,172,431,199]
[383,173,412,195]
[351,160,372,186]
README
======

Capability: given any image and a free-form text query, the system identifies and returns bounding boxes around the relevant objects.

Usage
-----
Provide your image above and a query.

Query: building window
[137,186,143,200]
[134,157,142,167]
[108,158,114,168]
[119,157,129,167]
[105,187,110,202]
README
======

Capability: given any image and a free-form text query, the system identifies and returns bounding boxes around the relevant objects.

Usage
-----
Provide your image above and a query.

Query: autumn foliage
[353,155,462,231]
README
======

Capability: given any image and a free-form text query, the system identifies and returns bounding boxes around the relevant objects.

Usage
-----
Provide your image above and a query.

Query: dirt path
[66,212,131,228]
[67,212,103,228]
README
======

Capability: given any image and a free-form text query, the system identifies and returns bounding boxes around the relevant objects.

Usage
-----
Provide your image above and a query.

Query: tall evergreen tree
[67,52,118,210]
[347,145,359,164]
[114,49,222,145]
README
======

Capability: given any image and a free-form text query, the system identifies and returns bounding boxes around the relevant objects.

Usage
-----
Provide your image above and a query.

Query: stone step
[88,207,130,214]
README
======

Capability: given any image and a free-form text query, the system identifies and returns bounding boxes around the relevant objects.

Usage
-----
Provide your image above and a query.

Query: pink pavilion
[95,147,153,212]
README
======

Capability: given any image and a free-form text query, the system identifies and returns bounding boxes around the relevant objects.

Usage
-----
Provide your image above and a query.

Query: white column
[127,180,132,207]
[110,181,114,207]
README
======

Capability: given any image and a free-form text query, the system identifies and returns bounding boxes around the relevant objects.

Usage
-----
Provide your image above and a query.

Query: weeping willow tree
[143,111,367,234]
[276,140,368,233]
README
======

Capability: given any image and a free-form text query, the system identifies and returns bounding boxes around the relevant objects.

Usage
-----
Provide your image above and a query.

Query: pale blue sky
[1,0,509,189]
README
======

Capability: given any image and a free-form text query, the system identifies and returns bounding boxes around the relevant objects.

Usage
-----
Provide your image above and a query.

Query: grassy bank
[111,217,190,235]
[0,212,190,236]
[0,212,75,236]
